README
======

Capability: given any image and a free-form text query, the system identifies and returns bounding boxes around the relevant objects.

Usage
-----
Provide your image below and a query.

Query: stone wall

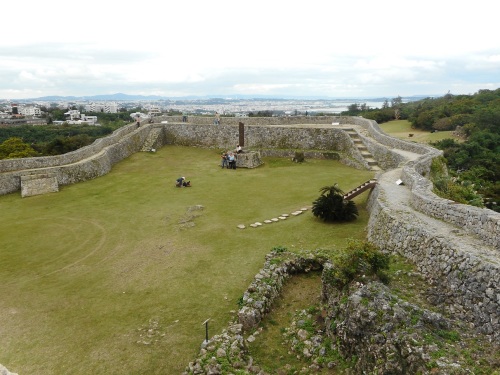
[402,157,500,248]
[366,185,500,340]
[237,251,325,331]
[0,123,141,173]
[0,123,152,195]
[361,114,500,340]
[348,116,499,247]
[0,119,371,196]
[21,173,59,197]
[162,123,347,149]
[158,115,340,126]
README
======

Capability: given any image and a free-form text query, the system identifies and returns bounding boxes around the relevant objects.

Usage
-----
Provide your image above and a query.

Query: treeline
[0,124,114,159]
[0,110,142,160]
[346,89,500,211]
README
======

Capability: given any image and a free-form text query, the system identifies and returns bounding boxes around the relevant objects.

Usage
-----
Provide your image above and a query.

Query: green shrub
[271,246,287,253]
[324,240,390,289]
[312,184,358,222]
[292,151,305,163]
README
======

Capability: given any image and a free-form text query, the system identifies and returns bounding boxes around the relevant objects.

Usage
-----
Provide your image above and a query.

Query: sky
[1,0,500,100]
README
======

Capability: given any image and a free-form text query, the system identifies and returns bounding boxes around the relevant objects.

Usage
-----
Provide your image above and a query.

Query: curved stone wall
[0,123,152,195]
[0,123,142,173]
[402,157,500,248]
[360,116,500,340]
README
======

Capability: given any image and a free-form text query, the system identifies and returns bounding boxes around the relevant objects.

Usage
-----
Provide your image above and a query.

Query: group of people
[175,145,242,187]
[175,176,191,187]
[220,151,237,169]
[220,145,243,169]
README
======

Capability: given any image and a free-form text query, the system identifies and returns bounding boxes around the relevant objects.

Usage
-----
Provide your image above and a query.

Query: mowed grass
[379,119,461,143]
[0,145,374,374]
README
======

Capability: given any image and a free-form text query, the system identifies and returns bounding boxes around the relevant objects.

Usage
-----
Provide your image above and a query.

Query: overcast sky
[2,0,499,100]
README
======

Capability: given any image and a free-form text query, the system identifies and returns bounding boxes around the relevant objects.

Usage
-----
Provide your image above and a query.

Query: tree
[391,95,403,120]
[0,137,38,159]
[312,184,359,222]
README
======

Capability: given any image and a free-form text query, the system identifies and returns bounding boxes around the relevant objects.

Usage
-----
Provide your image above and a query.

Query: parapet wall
[342,116,499,246]
[360,116,499,340]
[159,115,341,126]
[402,157,500,248]
[367,184,500,340]
[0,119,368,196]
[0,123,152,195]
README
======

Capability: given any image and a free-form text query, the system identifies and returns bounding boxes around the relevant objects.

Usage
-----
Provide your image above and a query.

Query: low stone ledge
[21,173,59,198]
[237,251,325,331]
[235,151,263,168]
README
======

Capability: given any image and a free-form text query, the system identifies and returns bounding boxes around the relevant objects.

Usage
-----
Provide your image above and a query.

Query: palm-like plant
[312,184,359,222]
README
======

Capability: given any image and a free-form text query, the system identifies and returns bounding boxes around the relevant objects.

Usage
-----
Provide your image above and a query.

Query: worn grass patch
[247,272,326,373]
[0,146,374,374]
[379,119,461,144]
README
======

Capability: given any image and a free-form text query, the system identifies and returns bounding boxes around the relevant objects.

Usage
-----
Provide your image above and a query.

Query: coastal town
[0,97,395,126]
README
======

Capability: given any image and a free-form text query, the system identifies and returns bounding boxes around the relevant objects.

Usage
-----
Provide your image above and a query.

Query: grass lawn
[379,119,461,143]
[0,145,374,374]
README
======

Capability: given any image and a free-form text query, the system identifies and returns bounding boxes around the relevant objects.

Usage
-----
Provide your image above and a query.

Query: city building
[85,102,118,113]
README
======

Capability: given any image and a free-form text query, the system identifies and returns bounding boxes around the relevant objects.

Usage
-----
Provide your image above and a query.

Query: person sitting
[236,145,242,154]
[182,180,191,187]
[175,176,186,187]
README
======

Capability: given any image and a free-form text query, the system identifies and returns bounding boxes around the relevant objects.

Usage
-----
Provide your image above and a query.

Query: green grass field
[378,119,460,143]
[0,146,374,374]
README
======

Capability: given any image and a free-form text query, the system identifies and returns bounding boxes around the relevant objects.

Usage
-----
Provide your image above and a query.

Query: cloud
[1,0,499,99]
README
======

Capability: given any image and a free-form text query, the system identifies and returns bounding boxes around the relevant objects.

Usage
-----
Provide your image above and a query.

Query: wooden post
[238,122,244,147]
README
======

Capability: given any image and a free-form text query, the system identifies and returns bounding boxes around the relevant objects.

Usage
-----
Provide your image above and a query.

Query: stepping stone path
[238,207,310,229]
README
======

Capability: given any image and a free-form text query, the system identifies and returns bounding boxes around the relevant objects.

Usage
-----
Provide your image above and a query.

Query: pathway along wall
[355,117,500,340]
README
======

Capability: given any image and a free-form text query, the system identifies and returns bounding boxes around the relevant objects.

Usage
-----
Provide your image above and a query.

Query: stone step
[141,128,163,151]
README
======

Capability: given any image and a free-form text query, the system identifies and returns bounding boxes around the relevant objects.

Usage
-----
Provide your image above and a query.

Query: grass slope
[378,119,460,143]
[0,146,374,374]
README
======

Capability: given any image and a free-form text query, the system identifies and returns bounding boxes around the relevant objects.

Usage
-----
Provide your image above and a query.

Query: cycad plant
[312,184,359,222]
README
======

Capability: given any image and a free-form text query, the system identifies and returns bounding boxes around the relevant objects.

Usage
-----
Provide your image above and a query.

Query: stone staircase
[342,178,378,200]
[141,127,164,152]
[345,129,381,171]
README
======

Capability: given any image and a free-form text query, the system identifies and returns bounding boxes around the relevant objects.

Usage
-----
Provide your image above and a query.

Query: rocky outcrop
[0,364,18,375]
[322,280,462,374]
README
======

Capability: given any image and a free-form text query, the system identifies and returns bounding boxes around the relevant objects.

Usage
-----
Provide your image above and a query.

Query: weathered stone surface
[0,364,18,375]
[20,173,58,197]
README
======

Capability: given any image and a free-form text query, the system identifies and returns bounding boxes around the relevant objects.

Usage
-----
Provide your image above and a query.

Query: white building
[85,102,118,113]
[19,106,42,117]
[144,104,161,117]
[64,110,98,125]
